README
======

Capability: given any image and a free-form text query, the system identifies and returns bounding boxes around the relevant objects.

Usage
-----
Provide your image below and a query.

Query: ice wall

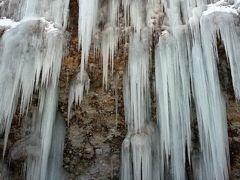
[0,0,69,179]
[0,0,240,179]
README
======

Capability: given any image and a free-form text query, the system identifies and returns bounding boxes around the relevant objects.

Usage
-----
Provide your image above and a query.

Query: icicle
[9,109,41,162]
[78,0,98,79]
[123,31,151,133]
[130,0,145,33]
[101,26,119,90]
[1,0,69,28]
[109,0,120,27]
[121,125,154,180]
[47,112,66,180]
[68,71,90,122]
[0,19,64,156]
[131,133,152,180]
[38,82,59,180]
[122,0,131,26]
[189,10,229,179]
[121,29,153,180]
[9,82,60,180]
[202,2,240,99]
[120,134,133,180]
[155,28,191,180]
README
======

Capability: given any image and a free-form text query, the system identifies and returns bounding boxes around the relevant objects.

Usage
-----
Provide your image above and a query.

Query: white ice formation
[1,0,240,179]
[0,0,68,179]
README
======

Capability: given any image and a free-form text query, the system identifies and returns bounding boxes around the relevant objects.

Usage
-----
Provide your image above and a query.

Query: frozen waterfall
[1,0,240,179]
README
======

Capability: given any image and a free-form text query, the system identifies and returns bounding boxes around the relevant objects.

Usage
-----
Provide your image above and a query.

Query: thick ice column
[47,112,66,180]
[189,12,229,180]
[121,30,152,180]
[120,134,133,180]
[15,95,64,180]
[155,28,191,180]
[121,127,153,180]
[37,82,59,180]
[9,83,61,180]
[0,19,64,155]
[202,3,240,99]
[123,31,151,132]
[131,133,152,180]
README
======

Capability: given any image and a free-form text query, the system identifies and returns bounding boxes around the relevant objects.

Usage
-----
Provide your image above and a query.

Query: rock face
[0,0,240,180]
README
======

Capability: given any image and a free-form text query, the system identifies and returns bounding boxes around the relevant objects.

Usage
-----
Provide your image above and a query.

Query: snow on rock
[0,18,18,30]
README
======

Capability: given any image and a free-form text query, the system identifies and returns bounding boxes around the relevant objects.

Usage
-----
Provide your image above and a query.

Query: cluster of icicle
[73,0,240,179]
[0,0,69,179]
[1,0,240,179]
[120,0,240,180]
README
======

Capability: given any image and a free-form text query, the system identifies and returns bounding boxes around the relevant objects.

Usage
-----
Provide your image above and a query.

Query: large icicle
[189,9,229,179]
[9,83,62,180]
[0,0,68,158]
[100,0,120,89]
[0,19,64,155]
[130,0,145,33]
[155,28,191,180]
[202,2,240,99]
[120,134,133,180]
[121,30,153,179]
[78,0,98,78]
[47,112,66,180]
[123,31,151,132]
[37,83,59,180]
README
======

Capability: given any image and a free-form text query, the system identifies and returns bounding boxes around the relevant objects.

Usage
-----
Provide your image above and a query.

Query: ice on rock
[9,83,63,180]
[146,4,164,30]
[0,18,64,155]
[1,0,70,28]
[1,0,240,179]
[189,10,229,180]
[9,110,41,161]
[202,2,240,99]
[68,71,90,121]
[100,0,120,89]
[0,18,18,30]
[0,0,67,179]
